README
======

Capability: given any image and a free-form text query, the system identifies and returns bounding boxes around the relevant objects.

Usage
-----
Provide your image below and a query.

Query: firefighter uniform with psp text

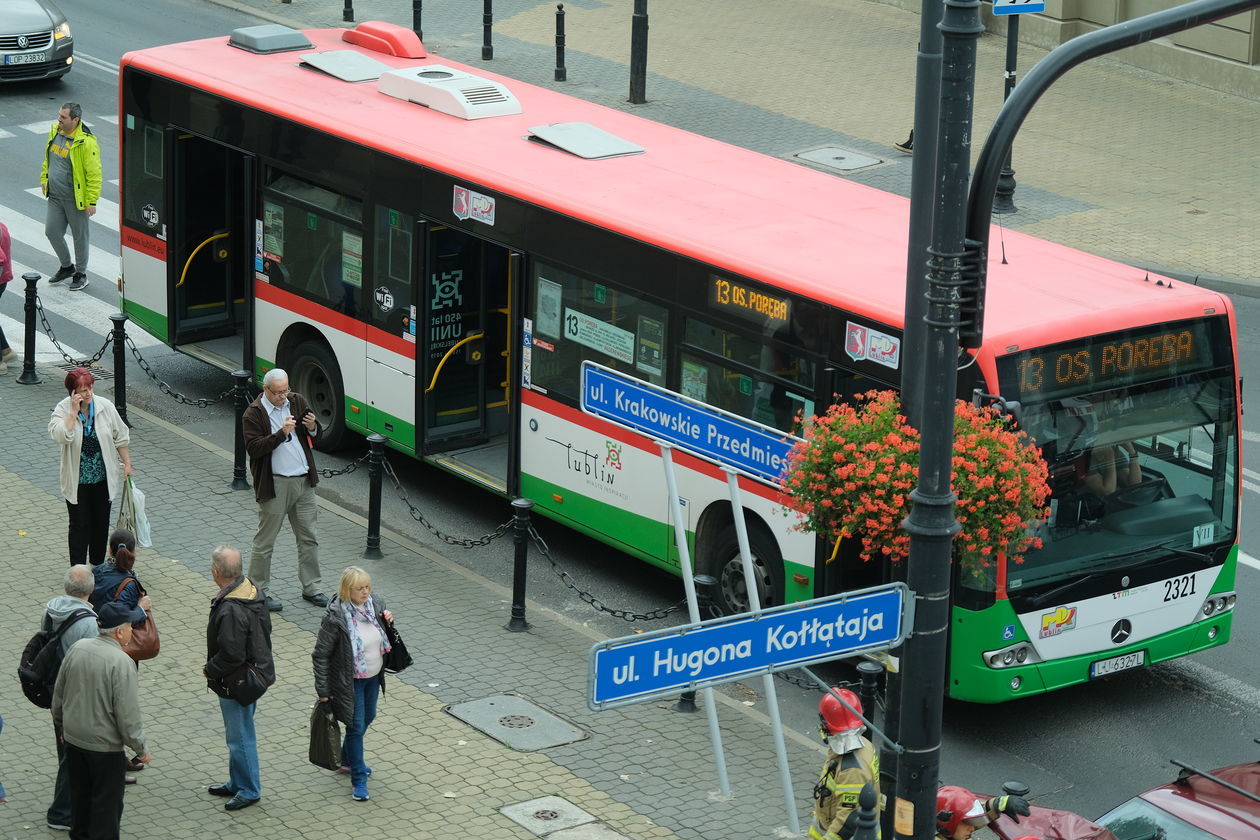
[810,739,880,840]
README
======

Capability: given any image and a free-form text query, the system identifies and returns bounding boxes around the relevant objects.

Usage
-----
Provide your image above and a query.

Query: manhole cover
[446,694,586,751]
[501,796,596,836]
[796,146,883,172]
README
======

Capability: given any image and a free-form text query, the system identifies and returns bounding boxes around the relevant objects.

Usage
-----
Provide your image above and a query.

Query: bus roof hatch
[300,50,393,83]
[378,65,521,120]
[527,122,645,160]
[228,24,314,55]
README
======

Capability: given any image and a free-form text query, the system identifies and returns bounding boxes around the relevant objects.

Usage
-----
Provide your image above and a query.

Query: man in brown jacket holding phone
[242,368,327,612]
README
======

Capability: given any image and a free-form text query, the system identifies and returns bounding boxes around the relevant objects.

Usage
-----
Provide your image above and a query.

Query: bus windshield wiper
[1025,556,1151,609]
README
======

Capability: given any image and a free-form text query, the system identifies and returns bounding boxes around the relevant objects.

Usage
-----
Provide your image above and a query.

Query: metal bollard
[506,497,534,631]
[413,0,423,41]
[343,0,353,22]
[856,660,883,724]
[628,0,648,104]
[230,369,252,490]
[363,433,386,559]
[110,313,130,426]
[850,783,880,840]
[554,4,566,81]
[675,573,717,712]
[16,272,42,385]
[482,0,494,60]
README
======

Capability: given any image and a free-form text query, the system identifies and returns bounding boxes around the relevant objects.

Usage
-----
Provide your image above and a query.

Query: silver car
[0,0,73,82]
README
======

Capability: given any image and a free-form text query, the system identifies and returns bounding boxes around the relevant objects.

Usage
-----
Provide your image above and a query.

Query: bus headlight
[1199,591,1236,618]
[984,641,1041,669]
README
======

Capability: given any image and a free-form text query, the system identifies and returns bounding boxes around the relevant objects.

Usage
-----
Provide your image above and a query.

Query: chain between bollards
[110,313,130,426]
[506,497,534,631]
[554,4,566,81]
[230,370,252,491]
[17,272,41,385]
[364,433,387,559]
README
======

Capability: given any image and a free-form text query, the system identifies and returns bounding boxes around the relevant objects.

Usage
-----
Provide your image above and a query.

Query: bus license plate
[1090,651,1145,678]
[5,53,48,65]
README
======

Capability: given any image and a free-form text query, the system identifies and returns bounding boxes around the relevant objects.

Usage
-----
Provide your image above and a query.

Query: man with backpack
[39,565,97,831]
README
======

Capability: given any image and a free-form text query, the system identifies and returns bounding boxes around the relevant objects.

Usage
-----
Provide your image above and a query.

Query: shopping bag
[114,477,138,536]
[130,479,152,547]
[308,700,342,770]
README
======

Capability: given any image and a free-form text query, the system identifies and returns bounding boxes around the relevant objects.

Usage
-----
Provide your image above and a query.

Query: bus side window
[527,260,668,403]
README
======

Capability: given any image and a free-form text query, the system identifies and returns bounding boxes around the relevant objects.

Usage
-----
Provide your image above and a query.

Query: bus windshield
[992,320,1238,595]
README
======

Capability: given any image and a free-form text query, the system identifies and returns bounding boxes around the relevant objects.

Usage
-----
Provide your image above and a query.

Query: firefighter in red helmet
[935,785,1030,840]
[809,688,880,840]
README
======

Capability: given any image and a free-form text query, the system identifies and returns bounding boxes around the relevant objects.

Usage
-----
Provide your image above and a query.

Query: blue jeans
[342,677,380,786]
[218,698,261,800]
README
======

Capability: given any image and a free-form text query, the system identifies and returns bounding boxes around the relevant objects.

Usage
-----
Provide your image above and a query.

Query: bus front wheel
[701,523,784,615]
[287,340,346,451]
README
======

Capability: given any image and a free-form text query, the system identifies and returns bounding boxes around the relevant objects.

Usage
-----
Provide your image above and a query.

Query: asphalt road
[1,0,1256,826]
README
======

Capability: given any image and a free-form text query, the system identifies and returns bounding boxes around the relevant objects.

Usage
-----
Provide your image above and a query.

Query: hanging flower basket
[780,390,1051,573]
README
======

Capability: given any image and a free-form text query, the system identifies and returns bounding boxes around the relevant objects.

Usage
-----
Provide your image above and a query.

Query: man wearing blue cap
[51,601,151,840]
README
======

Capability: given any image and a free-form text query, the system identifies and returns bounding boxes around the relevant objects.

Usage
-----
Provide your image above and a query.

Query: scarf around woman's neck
[342,595,391,677]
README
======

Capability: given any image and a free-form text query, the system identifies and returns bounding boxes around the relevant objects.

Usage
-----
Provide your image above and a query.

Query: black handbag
[229,663,268,706]
[308,700,342,770]
[382,618,413,674]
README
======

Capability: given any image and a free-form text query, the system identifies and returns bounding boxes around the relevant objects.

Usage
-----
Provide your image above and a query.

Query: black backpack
[18,609,94,708]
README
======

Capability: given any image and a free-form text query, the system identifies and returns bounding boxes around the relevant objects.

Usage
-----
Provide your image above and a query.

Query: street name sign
[579,361,799,485]
[589,583,911,710]
[993,0,1046,14]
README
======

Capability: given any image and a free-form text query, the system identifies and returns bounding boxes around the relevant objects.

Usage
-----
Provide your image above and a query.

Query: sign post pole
[660,443,731,797]
[725,468,799,834]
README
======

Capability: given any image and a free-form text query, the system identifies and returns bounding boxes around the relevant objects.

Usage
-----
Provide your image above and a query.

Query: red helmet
[936,786,986,836]
[818,688,863,735]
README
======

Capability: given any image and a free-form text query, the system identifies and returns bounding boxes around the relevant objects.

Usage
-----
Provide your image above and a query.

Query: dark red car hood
[989,805,1120,840]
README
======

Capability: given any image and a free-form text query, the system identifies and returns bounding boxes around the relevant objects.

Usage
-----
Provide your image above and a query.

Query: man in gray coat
[43,564,98,831]
[51,602,152,840]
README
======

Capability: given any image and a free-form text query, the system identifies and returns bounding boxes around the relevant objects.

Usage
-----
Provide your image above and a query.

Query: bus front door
[420,224,513,493]
[168,131,253,370]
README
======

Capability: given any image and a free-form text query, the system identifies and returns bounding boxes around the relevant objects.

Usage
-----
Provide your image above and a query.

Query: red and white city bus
[118,21,1241,701]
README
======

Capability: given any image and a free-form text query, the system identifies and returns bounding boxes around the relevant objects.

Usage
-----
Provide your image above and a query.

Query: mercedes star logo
[17,35,29,49]
[1111,619,1132,644]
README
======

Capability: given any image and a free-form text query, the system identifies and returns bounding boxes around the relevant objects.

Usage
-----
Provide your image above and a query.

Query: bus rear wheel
[287,340,346,451]
[701,523,784,615]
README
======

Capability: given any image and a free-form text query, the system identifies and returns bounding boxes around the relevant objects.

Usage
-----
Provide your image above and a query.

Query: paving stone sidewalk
[0,368,826,839]
[205,0,1259,293]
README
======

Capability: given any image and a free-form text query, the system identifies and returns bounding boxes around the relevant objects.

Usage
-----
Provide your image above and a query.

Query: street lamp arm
[961,0,1260,345]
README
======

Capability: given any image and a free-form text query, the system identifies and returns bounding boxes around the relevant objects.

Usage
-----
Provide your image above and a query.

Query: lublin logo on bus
[547,437,620,486]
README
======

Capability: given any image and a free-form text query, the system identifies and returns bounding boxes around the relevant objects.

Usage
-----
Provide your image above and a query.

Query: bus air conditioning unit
[378,65,521,120]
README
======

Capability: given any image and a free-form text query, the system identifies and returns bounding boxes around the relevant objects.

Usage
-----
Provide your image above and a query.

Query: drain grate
[500,796,599,836]
[446,694,586,751]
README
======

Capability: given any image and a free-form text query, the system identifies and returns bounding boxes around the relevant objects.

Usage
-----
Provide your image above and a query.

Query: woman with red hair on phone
[49,367,133,564]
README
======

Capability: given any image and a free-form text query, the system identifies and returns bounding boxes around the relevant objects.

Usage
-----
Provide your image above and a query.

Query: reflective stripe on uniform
[808,819,842,840]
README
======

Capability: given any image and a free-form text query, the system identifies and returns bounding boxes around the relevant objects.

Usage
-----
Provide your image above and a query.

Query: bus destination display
[1000,321,1217,401]
[709,274,791,329]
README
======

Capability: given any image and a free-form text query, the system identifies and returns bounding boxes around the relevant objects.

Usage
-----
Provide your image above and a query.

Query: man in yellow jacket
[41,102,101,292]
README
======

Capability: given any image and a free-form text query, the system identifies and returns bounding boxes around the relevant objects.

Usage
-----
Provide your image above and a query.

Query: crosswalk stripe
[23,188,120,233]
[0,129,14,140]
[96,114,120,124]
[0,200,120,284]
[3,256,162,349]
[0,311,86,364]
[21,121,49,134]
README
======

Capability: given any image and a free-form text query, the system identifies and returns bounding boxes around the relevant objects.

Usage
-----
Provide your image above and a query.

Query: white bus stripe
[0,201,119,283]
[23,189,119,233]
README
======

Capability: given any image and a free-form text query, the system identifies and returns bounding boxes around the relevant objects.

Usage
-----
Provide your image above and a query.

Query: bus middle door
[419,224,513,491]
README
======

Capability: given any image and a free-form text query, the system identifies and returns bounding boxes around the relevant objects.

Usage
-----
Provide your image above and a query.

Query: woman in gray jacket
[312,566,393,802]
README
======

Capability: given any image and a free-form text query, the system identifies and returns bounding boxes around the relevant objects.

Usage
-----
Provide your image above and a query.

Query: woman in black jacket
[312,566,393,802]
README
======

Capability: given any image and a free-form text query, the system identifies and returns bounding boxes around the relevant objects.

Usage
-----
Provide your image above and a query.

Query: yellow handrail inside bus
[425,332,485,393]
[176,232,230,288]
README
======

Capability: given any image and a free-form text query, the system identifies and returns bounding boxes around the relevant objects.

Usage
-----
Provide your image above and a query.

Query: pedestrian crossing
[1,162,159,365]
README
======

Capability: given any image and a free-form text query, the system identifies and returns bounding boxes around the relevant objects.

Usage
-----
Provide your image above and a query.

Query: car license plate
[5,52,48,65]
[1090,650,1145,678]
